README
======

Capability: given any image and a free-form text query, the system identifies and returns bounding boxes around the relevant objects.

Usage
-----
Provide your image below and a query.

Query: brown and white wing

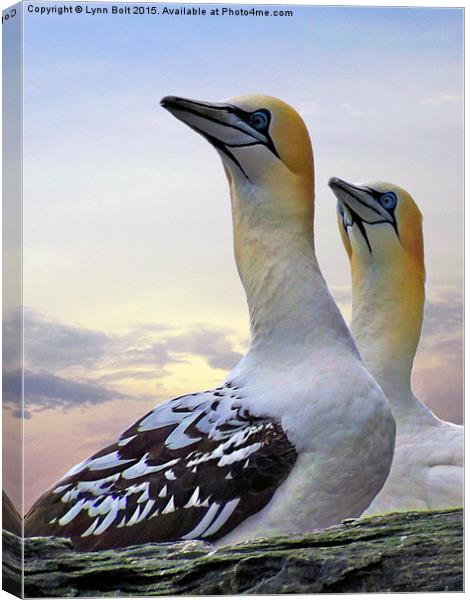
[25,387,297,550]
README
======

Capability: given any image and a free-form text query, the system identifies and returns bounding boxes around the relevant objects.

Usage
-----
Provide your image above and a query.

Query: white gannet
[25,97,395,550]
[329,177,463,513]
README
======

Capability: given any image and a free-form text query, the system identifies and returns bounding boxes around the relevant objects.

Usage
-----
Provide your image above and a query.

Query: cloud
[3,308,23,370]
[13,409,31,419]
[96,369,169,384]
[11,308,243,375]
[14,308,109,371]
[3,369,127,415]
[419,92,462,106]
[165,327,242,370]
[10,287,462,424]
[412,286,463,424]
[2,368,21,412]
[103,338,178,370]
[4,309,244,417]
[100,325,242,373]
[417,287,463,365]
[421,286,463,337]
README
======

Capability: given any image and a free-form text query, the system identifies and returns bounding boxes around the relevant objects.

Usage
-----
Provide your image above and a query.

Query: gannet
[2,492,21,536]
[25,97,395,550]
[329,177,463,513]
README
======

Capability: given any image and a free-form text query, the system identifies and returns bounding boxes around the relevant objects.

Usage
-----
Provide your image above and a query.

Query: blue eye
[379,192,397,210]
[250,111,269,130]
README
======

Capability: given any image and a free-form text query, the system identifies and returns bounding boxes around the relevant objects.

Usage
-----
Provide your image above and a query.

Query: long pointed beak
[328,177,394,225]
[160,96,267,147]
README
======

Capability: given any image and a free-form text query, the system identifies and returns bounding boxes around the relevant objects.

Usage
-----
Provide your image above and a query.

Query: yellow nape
[394,185,424,274]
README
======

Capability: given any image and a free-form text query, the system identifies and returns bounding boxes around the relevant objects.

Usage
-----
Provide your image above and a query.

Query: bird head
[160,94,314,220]
[328,177,425,391]
[328,177,424,278]
[161,94,319,339]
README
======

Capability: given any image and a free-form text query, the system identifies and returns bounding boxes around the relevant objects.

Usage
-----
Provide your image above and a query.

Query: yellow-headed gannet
[25,97,395,550]
[329,177,463,513]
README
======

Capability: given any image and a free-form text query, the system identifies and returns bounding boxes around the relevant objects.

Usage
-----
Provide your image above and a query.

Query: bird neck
[350,250,425,402]
[230,178,355,357]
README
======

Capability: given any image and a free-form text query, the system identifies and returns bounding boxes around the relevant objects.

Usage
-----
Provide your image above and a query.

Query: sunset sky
[4,4,463,510]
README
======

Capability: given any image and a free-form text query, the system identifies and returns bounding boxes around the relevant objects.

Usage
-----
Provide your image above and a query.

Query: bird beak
[160,96,269,148]
[328,177,395,226]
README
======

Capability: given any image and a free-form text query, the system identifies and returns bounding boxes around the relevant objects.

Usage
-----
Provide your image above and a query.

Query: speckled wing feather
[25,383,297,551]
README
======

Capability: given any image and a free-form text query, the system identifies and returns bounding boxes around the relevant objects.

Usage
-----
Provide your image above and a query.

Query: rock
[2,509,463,597]
[2,492,22,597]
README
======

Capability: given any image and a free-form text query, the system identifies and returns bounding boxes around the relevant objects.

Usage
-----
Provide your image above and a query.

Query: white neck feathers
[231,180,356,358]
[350,254,424,403]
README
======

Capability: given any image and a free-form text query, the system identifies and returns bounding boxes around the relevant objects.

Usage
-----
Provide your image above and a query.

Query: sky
[3,4,463,510]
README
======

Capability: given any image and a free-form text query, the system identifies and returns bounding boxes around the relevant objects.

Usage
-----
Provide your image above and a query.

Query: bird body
[329,178,463,514]
[363,401,462,513]
[218,331,394,545]
[25,98,395,550]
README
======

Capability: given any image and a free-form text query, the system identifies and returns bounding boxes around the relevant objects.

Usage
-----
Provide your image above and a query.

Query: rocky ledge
[2,509,463,597]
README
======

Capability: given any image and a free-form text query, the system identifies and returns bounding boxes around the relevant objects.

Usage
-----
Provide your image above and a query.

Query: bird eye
[338,204,345,217]
[379,192,397,210]
[249,111,269,130]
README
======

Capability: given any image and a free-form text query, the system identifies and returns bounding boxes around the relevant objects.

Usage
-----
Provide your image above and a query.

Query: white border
[0,1,465,599]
